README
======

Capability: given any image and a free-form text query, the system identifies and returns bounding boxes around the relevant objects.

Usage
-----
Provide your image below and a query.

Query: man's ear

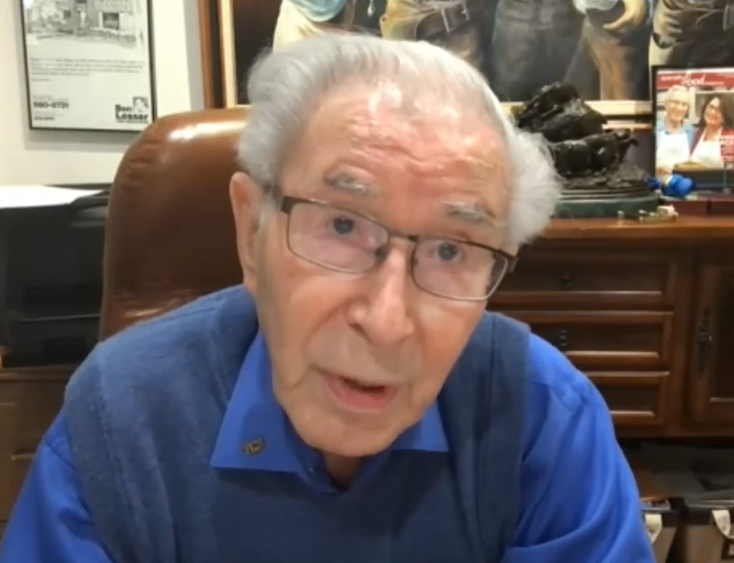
[230,171,265,294]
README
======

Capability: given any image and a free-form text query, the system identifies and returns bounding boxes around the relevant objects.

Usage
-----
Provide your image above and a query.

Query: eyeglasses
[278,196,515,302]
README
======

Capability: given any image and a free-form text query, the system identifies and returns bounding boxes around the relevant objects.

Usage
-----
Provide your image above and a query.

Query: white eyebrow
[326,173,501,229]
[443,201,502,229]
[324,173,377,197]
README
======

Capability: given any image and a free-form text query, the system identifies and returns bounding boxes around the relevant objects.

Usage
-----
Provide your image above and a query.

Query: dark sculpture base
[553,162,659,218]
[554,193,660,219]
[560,162,651,199]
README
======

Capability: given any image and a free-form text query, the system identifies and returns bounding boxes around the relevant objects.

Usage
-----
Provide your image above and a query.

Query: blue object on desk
[648,174,695,198]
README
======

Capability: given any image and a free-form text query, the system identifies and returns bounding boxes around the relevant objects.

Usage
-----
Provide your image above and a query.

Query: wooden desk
[0,365,74,536]
[491,216,734,436]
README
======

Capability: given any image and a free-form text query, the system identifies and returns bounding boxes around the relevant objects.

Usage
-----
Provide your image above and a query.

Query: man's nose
[346,247,415,346]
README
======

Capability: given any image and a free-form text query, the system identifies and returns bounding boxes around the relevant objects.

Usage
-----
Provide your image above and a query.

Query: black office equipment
[0,186,109,367]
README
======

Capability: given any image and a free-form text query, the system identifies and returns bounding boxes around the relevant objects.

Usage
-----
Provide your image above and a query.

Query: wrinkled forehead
[280,85,511,229]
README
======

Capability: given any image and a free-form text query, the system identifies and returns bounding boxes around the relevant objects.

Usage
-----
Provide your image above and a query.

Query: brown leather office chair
[99,107,251,339]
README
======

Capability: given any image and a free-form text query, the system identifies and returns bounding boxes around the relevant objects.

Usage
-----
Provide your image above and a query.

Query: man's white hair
[237,33,561,248]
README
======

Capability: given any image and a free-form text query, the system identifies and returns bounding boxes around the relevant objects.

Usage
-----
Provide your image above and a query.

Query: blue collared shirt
[0,333,654,562]
[210,333,448,493]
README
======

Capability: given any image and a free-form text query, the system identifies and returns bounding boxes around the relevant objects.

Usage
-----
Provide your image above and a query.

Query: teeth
[343,377,383,392]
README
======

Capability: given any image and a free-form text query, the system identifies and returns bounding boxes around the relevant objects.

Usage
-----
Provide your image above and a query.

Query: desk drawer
[590,371,668,426]
[0,370,69,521]
[504,311,674,370]
[493,250,679,308]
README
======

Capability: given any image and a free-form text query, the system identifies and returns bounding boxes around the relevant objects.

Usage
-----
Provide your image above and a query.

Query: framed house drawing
[20,0,156,132]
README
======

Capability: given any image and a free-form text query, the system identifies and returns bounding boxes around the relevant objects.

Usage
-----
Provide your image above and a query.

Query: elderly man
[0,34,653,563]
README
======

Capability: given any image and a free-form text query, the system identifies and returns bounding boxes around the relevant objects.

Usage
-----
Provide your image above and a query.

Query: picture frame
[651,65,734,191]
[197,0,279,109]
[198,0,653,117]
[19,0,157,133]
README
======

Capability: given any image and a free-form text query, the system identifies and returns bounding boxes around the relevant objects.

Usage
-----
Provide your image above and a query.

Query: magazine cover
[653,66,734,188]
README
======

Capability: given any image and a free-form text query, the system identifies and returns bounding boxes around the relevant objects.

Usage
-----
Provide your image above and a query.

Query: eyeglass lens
[286,200,507,300]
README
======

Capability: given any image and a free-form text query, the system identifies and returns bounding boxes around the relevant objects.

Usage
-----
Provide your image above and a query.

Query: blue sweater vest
[64,287,529,563]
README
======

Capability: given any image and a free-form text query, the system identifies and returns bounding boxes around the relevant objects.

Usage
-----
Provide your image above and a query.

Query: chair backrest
[100,108,250,339]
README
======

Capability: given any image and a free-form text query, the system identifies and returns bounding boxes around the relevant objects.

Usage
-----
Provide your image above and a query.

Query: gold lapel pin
[242,437,266,455]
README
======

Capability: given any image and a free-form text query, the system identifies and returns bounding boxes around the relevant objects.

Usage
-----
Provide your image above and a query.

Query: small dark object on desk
[550,130,639,178]
[514,83,582,128]
[514,84,607,142]
[518,99,607,143]
[514,82,657,218]
[561,162,649,200]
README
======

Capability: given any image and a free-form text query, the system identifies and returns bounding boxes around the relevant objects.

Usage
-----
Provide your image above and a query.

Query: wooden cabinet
[494,248,680,308]
[490,216,734,436]
[491,245,685,431]
[0,365,73,536]
[688,253,734,428]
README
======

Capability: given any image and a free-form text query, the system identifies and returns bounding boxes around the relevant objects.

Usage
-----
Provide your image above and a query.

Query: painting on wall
[199,0,734,117]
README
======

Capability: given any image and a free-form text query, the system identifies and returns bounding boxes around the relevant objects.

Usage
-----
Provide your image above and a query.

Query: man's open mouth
[341,377,386,393]
[322,372,398,411]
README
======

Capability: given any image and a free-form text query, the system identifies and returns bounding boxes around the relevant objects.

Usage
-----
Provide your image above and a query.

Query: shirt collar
[210,332,449,471]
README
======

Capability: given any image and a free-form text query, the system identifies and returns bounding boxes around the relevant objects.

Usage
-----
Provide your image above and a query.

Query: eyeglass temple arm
[506,248,523,274]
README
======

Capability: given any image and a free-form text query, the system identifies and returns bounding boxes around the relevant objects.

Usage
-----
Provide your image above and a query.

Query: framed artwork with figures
[197,0,734,117]
[652,65,734,191]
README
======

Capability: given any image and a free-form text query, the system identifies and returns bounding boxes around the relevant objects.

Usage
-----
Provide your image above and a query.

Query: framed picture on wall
[19,0,156,133]
[199,0,659,116]
[652,65,734,191]
[197,0,279,109]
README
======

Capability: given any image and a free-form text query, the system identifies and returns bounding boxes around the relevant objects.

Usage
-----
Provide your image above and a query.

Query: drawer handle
[697,309,713,374]
[556,329,569,351]
[559,272,576,291]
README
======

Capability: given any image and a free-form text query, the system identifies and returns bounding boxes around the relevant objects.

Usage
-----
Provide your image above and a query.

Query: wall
[0,0,205,186]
